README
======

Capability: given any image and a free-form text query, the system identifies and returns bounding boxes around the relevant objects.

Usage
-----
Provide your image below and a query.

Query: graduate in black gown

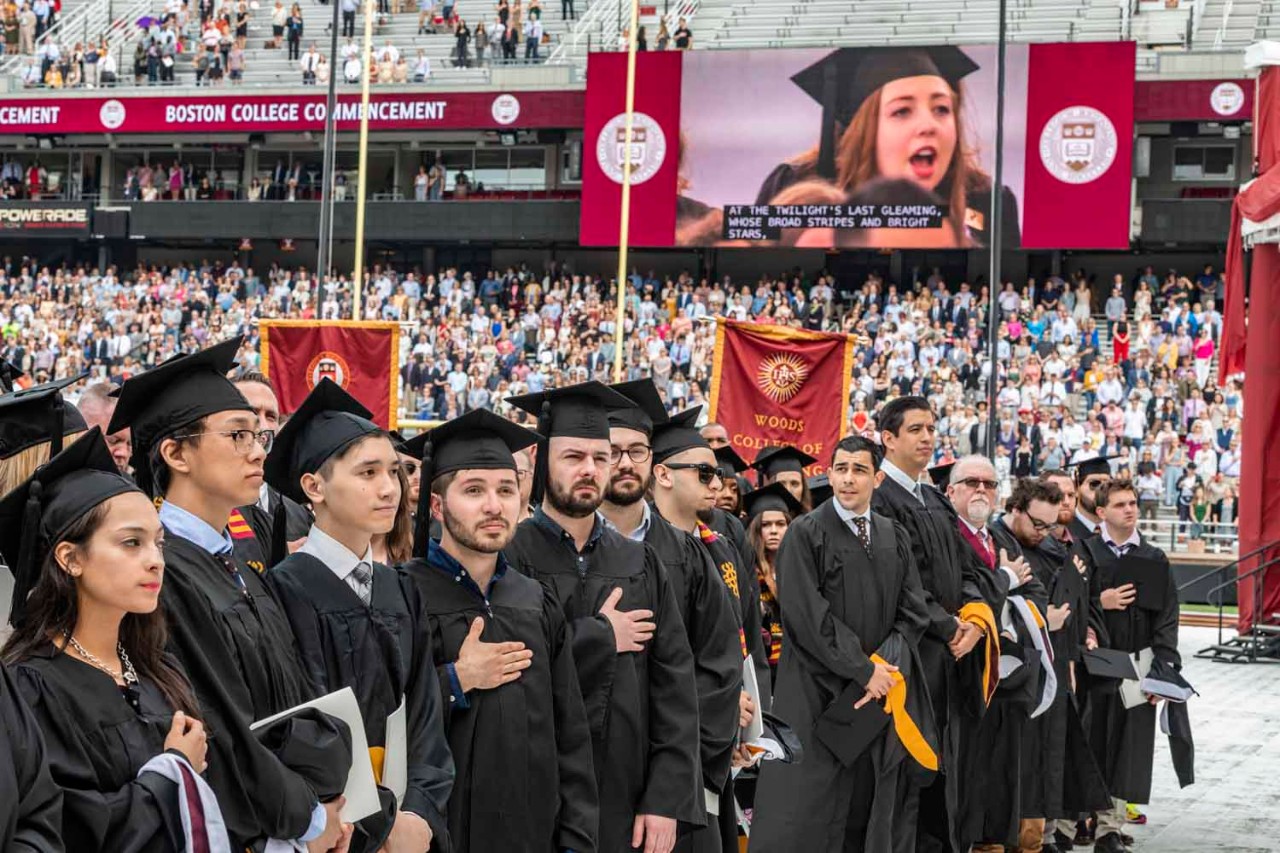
[0,659,63,852]
[234,371,315,550]
[741,483,804,683]
[263,379,455,853]
[1,429,228,852]
[608,391,747,853]
[751,436,932,852]
[503,382,703,853]
[400,409,599,853]
[108,337,354,852]
[998,478,1110,853]
[869,399,1007,853]
[1076,479,1180,853]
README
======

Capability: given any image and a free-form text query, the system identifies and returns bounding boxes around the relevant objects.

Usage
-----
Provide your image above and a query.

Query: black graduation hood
[108,336,253,495]
[791,46,979,179]
[0,428,142,627]
[263,378,385,506]
[607,378,669,437]
[0,373,88,460]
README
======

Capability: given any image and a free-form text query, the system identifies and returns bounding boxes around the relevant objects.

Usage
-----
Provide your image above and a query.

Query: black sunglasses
[663,461,725,486]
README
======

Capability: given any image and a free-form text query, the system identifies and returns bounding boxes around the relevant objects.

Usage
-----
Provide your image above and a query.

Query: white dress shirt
[880,458,926,505]
[298,524,374,602]
[831,499,873,545]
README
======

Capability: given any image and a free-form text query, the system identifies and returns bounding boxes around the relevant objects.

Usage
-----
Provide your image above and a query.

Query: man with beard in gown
[869,397,1007,852]
[600,383,744,853]
[263,379,455,853]
[503,382,703,853]
[751,435,932,852]
[1076,480,1180,853]
[400,408,599,853]
[108,337,353,852]
[999,478,1110,853]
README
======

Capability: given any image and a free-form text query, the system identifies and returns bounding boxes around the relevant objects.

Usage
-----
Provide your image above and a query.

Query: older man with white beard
[945,456,1050,853]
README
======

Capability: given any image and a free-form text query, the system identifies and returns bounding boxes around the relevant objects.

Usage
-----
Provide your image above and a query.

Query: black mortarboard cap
[388,430,408,452]
[807,473,833,506]
[412,409,541,558]
[752,445,817,478]
[264,378,385,506]
[506,381,635,441]
[399,431,429,460]
[714,445,749,474]
[743,482,805,521]
[1141,658,1197,703]
[607,378,669,437]
[813,678,892,767]
[928,461,957,489]
[1081,647,1139,681]
[0,360,24,393]
[0,373,88,460]
[791,46,980,179]
[253,707,353,802]
[0,429,142,626]
[108,336,252,495]
[652,406,710,464]
[1067,454,1122,481]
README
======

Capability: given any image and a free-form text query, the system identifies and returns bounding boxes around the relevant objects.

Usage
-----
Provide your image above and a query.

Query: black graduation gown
[0,661,63,852]
[504,511,704,853]
[949,522,1048,850]
[751,503,931,852]
[13,645,191,852]
[871,477,1008,853]
[1017,532,1110,821]
[400,542,599,853]
[644,511,743,853]
[1079,535,1180,804]
[267,552,455,852]
[158,533,339,848]
[708,508,771,705]
[240,494,316,563]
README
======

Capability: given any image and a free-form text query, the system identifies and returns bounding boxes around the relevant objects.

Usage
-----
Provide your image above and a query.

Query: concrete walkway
[1127,626,1280,852]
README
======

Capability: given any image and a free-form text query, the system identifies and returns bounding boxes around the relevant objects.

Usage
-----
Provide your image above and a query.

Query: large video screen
[580,42,1135,250]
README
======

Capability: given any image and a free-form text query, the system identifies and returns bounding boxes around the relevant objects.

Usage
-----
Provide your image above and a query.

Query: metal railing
[1136,516,1239,554]
[1178,539,1280,659]
[0,0,155,78]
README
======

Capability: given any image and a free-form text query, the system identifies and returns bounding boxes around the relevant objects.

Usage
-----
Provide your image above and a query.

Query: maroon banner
[0,90,584,135]
[1134,78,1252,121]
[579,51,682,246]
[1021,41,1135,250]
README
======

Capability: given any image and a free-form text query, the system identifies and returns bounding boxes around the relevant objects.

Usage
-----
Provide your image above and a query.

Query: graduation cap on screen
[108,337,252,496]
[607,378,669,437]
[0,373,88,460]
[0,429,141,627]
[0,360,24,393]
[1066,454,1122,482]
[411,408,541,557]
[714,445,750,475]
[751,446,817,480]
[743,482,805,521]
[928,461,957,489]
[507,381,634,504]
[792,46,980,180]
[651,406,710,464]
[807,473,833,506]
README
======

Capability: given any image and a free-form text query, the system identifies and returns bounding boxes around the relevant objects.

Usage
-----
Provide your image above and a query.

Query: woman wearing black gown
[1,429,228,853]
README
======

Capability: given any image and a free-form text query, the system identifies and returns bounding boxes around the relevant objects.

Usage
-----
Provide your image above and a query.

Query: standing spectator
[271,0,286,47]
[414,164,429,201]
[561,0,573,20]
[412,47,430,80]
[1136,467,1161,519]
[1112,318,1130,363]
[285,3,303,61]
[1189,485,1210,541]
[474,21,487,64]
[1192,326,1215,389]
[428,155,444,200]
[32,0,49,39]
[1104,283,1126,332]
[299,43,319,82]
[316,52,330,84]
[228,40,245,83]
[656,18,669,49]
[454,17,470,66]
[18,3,34,54]
[341,0,357,38]
[99,46,117,84]
[3,8,18,57]
[343,50,361,82]
[503,16,518,58]
[636,24,647,50]
[522,13,540,59]
[417,0,432,33]
[673,16,691,48]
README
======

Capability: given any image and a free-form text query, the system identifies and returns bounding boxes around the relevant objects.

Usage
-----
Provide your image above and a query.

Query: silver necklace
[65,633,139,685]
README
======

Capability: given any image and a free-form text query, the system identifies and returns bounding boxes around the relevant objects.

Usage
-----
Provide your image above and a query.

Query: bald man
[76,381,132,473]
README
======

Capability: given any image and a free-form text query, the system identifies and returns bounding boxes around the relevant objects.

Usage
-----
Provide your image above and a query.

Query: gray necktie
[913,482,926,506]
[351,561,373,606]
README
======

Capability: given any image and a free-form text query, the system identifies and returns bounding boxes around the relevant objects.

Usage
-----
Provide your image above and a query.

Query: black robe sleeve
[0,664,63,853]
[1148,551,1181,669]
[886,522,933,652]
[636,546,703,822]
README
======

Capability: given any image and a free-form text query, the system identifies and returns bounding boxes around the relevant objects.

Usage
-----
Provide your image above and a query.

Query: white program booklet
[250,686,381,824]
[381,696,408,804]
[1119,648,1156,710]
[741,658,764,743]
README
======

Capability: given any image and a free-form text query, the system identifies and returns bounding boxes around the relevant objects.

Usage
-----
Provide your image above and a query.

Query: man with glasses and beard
[504,382,703,853]
[999,478,1110,853]
[400,409,598,853]
[600,381,745,853]
[945,456,1047,853]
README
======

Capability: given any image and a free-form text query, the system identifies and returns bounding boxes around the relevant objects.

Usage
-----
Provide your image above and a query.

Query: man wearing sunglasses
[1067,456,1117,543]
[946,456,1049,853]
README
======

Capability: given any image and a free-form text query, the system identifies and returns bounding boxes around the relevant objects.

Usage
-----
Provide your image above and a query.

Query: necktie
[1113,543,1131,558]
[852,516,871,551]
[351,562,372,606]
[912,482,926,506]
[978,528,993,564]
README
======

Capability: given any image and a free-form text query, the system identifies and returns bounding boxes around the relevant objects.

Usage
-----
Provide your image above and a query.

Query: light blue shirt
[157,501,327,843]
[604,500,652,542]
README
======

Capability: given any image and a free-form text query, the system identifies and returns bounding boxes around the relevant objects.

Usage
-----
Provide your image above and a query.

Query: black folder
[1114,555,1170,611]
[813,681,891,767]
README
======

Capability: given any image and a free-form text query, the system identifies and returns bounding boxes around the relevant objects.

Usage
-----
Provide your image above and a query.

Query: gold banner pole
[611,0,641,384]
[351,0,375,321]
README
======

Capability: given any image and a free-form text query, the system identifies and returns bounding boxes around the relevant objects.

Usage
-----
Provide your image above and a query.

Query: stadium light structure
[984,0,1008,462]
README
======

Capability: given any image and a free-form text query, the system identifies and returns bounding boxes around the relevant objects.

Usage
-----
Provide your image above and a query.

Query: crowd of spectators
[0,255,1237,541]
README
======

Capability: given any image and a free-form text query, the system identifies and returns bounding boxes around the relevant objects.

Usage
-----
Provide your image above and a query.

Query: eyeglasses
[1084,477,1109,489]
[400,461,420,476]
[514,468,533,480]
[175,428,274,455]
[609,445,652,465]
[957,477,998,492]
[663,461,724,486]
[1027,517,1063,533]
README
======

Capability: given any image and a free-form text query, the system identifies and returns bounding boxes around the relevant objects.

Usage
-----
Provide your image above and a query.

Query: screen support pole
[612,0,641,383]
